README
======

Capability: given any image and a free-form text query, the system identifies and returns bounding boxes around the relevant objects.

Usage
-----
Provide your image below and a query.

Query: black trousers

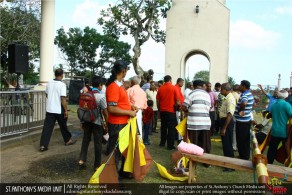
[107,123,127,175]
[40,112,72,148]
[160,111,177,148]
[209,111,215,134]
[267,135,286,164]
[236,121,251,160]
[220,118,234,158]
[79,122,103,168]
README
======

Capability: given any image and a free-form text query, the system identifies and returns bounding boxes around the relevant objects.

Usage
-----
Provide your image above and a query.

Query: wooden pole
[251,130,269,184]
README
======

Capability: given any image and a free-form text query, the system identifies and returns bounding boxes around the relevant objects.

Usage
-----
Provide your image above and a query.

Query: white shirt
[46,79,67,114]
[145,89,158,111]
[184,88,192,99]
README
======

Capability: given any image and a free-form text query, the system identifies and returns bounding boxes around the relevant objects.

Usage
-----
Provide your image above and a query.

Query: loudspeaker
[69,80,84,104]
[8,44,29,73]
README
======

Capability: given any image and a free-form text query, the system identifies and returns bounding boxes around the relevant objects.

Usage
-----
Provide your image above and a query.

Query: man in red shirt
[156,75,180,150]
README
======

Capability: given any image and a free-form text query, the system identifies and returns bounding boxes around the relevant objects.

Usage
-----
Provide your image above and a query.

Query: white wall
[165,0,230,85]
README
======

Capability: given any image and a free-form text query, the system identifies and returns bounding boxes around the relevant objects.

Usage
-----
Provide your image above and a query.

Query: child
[142,100,154,145]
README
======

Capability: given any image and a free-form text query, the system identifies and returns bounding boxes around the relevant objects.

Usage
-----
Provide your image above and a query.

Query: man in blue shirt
[268,90,292,164]
[258,84,277,115]
[234,80,254,160]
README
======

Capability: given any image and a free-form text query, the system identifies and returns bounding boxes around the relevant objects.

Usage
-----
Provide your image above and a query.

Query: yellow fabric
[89,163,105,184]
[211,138,222,142]
[176,117,187,136]
[182,157,189,168]
[123,117,137,172]
[138,140,146,166]
[118,123,131,153]
[155,162,188,181]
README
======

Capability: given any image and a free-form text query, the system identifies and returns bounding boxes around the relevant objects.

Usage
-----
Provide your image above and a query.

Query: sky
[54,0,292,89]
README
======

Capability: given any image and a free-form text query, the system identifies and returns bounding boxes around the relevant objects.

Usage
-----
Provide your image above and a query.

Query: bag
[77,91,98,122]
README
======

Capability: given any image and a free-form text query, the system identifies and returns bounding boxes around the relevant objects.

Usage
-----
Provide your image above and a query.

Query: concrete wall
[165,0,230,84]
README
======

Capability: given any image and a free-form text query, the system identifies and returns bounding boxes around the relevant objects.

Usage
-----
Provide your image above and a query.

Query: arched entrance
[185,51,210,81]
[165,0,230,85]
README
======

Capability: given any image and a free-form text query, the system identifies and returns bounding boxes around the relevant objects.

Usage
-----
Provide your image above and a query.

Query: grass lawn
[68,105,284,184]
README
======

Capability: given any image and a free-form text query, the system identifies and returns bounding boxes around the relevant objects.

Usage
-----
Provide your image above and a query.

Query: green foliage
[98,0,171,80]
[54,26,131,79]
[193,70,236,86]
[0,0,41,88]
[193,70,209,82]
[228,76,236,87]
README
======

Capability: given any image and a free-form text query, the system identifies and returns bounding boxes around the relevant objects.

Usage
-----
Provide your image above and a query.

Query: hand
[64,111,68,118]
[129,110,137,117]
[220,129,226,136]
[131,105,138,111]
[239,111,245,116]
[257,84,262,88]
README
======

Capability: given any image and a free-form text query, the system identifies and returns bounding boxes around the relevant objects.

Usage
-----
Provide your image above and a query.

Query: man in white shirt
[40,69,76,152]
[184,82,193,99]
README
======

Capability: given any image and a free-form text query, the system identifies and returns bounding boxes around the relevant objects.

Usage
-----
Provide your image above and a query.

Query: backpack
[77,91,98,123]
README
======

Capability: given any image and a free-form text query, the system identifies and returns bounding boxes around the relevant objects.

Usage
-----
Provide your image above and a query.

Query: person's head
[193,80,205,89]
[220,83,232,96]
[233,84,240,93]
[164,75,172,83]
[55,68,64,79]
[123,80,131,90]
[273,90,278,98]
[214,82,221,92]
[107,60,129,86]
[206,82,212,92]
[147,100,153,107]
[176,78,184,87]
[239,80,251,92]
[102,77,107,86]
[186,82,193,90]
[91,76,103,90]
[150,81,156,91]
[146,75,153,83]
[130,76,141,87]
[277,90,288,100]
[158,80,163,87]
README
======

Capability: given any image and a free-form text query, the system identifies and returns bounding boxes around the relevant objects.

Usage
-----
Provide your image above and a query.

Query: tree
[98,0,171,81]
[193,70,209,82]
[193,70,236,86]
[54,26,131,79]
[0,0,41,87]
[54,27,83,77]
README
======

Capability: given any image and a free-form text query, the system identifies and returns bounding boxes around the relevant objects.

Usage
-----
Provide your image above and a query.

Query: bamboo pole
[251,130,269,184]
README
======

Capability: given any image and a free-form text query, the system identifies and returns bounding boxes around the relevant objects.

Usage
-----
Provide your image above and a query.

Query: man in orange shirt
[156,75,180,150]
[106,60,137,180]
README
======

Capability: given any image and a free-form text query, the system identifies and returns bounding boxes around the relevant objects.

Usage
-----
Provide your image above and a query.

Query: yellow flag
[89,164,106,184]
[155,162,188,182]
[118,123,131,153]
[176,117,187,136]
[123,117,137,173]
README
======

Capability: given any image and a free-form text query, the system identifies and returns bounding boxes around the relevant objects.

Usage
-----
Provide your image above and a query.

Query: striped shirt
[234,90,254,122]
[183,89,211,130]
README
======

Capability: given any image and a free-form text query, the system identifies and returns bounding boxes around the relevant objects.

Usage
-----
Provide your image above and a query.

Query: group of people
[39,61,292,180]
